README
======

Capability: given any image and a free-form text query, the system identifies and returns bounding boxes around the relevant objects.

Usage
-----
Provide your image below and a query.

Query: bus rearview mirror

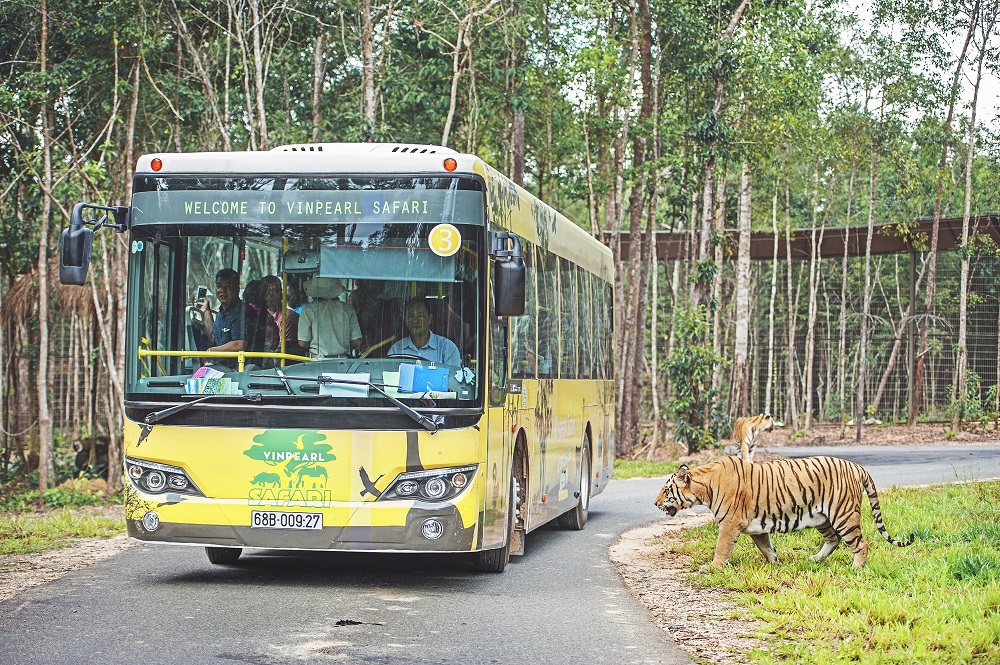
[493,258,525,317]
[490,231,526,317]
[59,203,94,285]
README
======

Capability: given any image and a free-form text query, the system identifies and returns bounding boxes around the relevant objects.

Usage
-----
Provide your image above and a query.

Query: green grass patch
[613,458,681,480]
[0,507,125,556]
[669,480,1000,664]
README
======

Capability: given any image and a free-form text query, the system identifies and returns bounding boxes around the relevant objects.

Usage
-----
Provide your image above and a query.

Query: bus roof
[136,143,466,176]
[135,142,613,280]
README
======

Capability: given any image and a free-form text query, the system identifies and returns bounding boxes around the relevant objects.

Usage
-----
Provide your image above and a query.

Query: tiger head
[760,413,775,432]
[654,465,701,517]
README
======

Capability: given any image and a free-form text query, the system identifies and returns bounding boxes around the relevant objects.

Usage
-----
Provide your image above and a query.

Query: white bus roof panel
[136,143,471,176]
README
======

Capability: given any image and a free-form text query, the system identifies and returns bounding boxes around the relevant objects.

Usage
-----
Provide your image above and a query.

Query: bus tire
[205,546,242,565]
[556,439,591,530]
[475,476,516,573]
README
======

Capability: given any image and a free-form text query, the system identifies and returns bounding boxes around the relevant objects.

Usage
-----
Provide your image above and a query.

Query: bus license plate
[251,511,323,530]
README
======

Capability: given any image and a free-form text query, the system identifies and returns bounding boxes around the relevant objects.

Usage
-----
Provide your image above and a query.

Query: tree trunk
[312,34,325,142]
[783,153,798,429]
[36,0,54,490]
[362,0,377,138]
[910,1,979,426]
[857,156,879,441]
[954,6,994,431]
[171,0,231,150]
[804,159,822,430]
[730,161,752,418]
[249,0,269,150]
[765,187,778,416]
[692,0,751,309]
[711,173,726,391]
[616,0,653,456]
[838,162,856,438]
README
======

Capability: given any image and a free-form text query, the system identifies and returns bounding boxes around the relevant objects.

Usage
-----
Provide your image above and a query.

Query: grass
[668,480,1000,664]
[0,481,124,556]
[613,458,682,479]
[0,507,125,556]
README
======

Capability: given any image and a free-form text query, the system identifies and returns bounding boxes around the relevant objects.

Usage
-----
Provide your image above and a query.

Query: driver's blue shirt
[212,299,245,345]
[389,331,461,366]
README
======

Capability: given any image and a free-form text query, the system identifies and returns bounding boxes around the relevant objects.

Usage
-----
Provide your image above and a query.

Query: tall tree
[36,0,54,490]
[910,0,980,426]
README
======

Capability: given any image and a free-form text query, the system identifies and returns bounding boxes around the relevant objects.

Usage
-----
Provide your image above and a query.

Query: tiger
[653,456,914,569]
[732,413,774,462]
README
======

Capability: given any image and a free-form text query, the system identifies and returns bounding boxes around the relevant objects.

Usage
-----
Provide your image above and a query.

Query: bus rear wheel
[475,476,517,573]
[206,546,242,565]
[557,439,591,530]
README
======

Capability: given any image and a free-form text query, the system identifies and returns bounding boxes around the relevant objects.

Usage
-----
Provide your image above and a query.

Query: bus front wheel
[557,439,591,530]
[205,546,242,565]
[475,476,517,573]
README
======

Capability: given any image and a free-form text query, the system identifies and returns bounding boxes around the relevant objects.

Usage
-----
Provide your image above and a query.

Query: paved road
[4,445,998,665]
[0,476,688,665]
[757,443,1000,489]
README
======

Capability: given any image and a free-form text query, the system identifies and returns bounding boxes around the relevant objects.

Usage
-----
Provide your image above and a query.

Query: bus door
[483,314,516,552]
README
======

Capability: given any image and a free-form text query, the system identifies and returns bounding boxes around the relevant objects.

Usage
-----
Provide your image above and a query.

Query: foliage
[663,306,730,453]
[669,480,1000,664]
[0,484,121,512]
[2,0,1000,471]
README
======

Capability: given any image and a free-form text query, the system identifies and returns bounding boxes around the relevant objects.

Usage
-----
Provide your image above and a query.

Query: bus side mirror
[60,204,94,285]
[491,232,525,317]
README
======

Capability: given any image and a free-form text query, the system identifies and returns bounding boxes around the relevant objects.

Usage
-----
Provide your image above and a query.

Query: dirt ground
[3,424,999,662]
[0,505,136,604]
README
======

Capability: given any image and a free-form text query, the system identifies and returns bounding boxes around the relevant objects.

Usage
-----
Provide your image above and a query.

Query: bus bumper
[124,494,478,553]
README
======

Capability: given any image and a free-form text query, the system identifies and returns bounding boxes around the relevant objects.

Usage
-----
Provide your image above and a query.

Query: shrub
[663,306,729,454]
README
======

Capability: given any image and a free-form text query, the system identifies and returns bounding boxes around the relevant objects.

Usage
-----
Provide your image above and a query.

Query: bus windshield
[125,176,484,410]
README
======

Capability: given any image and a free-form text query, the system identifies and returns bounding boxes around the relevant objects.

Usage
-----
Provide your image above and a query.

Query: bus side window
[489,316,508,407]
[559,258,577,379]
[537,250,557,378]
[602,281,614,379]
[511,242,536,379]
[578,269,592,379]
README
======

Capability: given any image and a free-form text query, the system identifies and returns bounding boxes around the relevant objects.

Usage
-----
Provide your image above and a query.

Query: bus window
[511,241,536,379]
[578,269,592,379]
[489,315,508,407]
[537,249,558,379]
[559,258,577,379]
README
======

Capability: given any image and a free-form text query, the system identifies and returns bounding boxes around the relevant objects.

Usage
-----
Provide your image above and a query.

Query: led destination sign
[131,189,484,226]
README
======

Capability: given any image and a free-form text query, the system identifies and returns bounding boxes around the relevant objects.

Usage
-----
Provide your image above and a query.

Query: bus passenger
[262,275,299,352]
[389,299,461,366]
[198,268,247,354]
[353,280,405,358]
[243,279,279,354]
[297,277,363,358]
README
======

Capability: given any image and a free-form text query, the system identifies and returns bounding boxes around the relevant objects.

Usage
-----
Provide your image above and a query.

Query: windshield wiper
[137,392,263,446]
[252,373,439,433]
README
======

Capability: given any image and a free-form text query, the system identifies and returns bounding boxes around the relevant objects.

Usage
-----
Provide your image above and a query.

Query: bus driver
[389,299,461,366]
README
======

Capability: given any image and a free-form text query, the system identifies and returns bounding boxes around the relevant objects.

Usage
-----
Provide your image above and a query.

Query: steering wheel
[387,352,433,362]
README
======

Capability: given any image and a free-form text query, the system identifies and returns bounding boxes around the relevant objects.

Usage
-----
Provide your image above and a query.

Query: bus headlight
[379,465,478,502]
[126,457,203,496]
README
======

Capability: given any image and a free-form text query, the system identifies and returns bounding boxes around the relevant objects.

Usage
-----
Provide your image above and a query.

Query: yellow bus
[59,143,615,572]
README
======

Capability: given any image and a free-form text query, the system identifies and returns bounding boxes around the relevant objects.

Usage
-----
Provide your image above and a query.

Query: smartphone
[197,286,207,302]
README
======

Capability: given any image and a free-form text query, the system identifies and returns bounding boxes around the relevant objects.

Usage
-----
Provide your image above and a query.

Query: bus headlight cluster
[126,457,203,496]
[379,465,477,502]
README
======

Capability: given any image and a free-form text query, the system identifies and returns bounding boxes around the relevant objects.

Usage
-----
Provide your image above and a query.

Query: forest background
[1,0,999,492]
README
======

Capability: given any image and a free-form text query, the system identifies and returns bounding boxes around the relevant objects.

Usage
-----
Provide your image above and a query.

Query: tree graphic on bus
[243,430,335,488]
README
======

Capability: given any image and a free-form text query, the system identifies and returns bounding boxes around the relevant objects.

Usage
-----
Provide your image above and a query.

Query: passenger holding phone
[197,268,247,353]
